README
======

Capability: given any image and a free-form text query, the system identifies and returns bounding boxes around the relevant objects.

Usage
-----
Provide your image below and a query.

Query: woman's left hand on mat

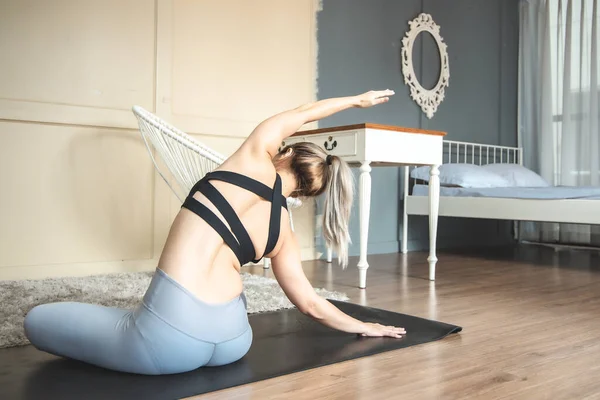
[359,322,406,338]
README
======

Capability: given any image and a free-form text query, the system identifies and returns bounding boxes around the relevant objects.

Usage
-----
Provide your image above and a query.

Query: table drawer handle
[324,136,337,151]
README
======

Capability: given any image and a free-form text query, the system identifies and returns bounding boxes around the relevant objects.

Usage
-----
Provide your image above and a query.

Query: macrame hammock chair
[132,105,302,268]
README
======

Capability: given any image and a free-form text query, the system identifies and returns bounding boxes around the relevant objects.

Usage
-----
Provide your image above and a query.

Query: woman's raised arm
[246,90,395,158]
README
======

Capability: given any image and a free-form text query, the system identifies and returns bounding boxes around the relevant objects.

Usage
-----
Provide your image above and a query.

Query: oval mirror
[401,13,450,119]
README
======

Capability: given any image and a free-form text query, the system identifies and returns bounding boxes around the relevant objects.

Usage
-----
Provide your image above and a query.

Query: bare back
[157,145,291,304]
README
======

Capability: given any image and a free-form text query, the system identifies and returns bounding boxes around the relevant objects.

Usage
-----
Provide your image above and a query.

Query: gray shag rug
[0,270,348,349]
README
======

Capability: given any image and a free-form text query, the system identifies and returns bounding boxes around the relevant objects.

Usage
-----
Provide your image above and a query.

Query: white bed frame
[402,140,600,273]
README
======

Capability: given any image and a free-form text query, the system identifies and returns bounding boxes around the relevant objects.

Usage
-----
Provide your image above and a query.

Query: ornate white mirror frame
[401,13,450,119]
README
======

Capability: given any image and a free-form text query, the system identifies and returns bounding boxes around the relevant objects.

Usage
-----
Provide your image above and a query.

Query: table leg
[401,166,409,254]
[358,161,372,289]
[428,164,440,281]
[326,247,333,263]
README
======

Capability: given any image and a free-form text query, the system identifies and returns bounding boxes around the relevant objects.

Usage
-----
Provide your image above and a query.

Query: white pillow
[481,164,550,187]
[410,163,510,188]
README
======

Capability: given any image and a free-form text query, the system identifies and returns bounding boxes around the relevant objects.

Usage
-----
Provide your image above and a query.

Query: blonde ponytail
[273,142,354,267]
[322,155,354,268]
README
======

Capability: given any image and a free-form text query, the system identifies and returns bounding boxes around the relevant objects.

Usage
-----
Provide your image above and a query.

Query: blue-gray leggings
[24,268,252,375]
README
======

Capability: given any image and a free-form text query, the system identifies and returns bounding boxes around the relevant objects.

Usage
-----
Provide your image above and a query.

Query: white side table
[287,123,446,288]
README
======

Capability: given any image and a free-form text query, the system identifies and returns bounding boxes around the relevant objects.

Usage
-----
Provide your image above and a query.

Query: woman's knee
[24,303,59,348]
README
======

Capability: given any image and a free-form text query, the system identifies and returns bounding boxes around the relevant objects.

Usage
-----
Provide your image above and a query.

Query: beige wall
[0,0,320,280]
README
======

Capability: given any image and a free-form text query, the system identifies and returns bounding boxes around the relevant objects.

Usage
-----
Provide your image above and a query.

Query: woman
[24,89,405,375]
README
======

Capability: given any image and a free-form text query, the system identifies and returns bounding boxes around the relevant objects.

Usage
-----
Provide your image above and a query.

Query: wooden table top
[292,123,447,137]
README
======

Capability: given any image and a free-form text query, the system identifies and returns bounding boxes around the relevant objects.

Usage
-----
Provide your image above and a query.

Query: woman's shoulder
[217,146,277,185]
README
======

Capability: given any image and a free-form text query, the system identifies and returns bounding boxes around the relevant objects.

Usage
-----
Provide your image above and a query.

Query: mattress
[411,184,600,200]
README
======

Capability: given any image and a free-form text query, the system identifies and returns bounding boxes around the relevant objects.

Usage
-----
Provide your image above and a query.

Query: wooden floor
[190,245,600,400]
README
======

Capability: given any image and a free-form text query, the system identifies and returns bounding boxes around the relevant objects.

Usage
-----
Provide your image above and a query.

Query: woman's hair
[274,142,354,268]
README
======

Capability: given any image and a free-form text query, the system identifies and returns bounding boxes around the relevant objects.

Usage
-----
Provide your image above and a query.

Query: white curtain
[519,0,600,246]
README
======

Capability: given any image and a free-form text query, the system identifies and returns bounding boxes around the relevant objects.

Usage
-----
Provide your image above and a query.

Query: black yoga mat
[0,300,461,400]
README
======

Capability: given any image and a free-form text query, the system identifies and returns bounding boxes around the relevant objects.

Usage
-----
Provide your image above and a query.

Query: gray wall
[316,0,519,257]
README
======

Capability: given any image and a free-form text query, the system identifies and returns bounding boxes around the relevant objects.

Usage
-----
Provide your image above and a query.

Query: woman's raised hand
[355,89,395,108]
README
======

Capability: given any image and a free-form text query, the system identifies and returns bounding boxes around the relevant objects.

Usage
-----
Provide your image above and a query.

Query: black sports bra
[181,170,288,265]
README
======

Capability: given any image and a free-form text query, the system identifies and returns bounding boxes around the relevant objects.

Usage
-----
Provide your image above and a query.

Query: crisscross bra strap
[198,180,257,263]
[182,171,287,265]
[205,171,288,210]
[263,173,283,257]
[181,196,244,263]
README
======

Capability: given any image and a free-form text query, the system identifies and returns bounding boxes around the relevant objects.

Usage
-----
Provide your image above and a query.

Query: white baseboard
[0,258,159,281]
